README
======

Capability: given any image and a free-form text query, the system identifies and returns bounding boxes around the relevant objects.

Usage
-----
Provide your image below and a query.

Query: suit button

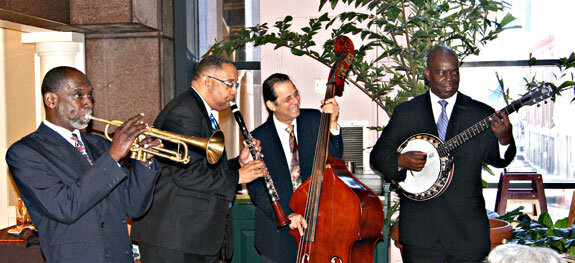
[100,222,105,228]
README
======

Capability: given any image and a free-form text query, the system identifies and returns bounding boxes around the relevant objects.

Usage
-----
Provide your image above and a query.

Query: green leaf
[539,212,554,228]
[318,0,328,11]
[387,7,401,21]
[555,218,570,229]
[499,13,517,28]
[290,49,306,56]
[558,81,575,90]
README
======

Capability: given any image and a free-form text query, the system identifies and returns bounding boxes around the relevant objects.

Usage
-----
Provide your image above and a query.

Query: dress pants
[403,243,486,263]
[138,243,220,263]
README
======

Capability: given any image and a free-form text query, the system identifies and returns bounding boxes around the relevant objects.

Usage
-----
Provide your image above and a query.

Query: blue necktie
[72,133,93,165]
[209,113,219,132]
[437,100,449,140]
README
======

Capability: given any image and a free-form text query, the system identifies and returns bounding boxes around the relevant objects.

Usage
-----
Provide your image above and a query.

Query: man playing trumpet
[6,66,161,262]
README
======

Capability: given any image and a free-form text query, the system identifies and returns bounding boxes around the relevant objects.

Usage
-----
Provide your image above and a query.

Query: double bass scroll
[230,102,290,228]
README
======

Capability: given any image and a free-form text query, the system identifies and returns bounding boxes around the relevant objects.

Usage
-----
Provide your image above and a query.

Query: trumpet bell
[88,115,225,164]
[205,130,225,164]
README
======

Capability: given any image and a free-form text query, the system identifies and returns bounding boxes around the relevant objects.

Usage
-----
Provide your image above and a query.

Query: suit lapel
[259,117,293,191]
[296,111,317,182]
[36,124,93,173]
[421,92,441,137]
[446,92,468,140]
[81,133,106,164]
[264,117,290,173]
[189,88,214,134]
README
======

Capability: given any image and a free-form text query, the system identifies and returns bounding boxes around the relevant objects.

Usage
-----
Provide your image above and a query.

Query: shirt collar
[43,120,82,144]
[429,91,458,106]
[192,86,217,118]
[272,114,296,135]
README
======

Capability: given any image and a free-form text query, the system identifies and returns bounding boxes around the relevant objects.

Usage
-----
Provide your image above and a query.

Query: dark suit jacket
[6,123,159,263]
[370,92,516,257]
[131,88,240,257]
[248,109,343,263]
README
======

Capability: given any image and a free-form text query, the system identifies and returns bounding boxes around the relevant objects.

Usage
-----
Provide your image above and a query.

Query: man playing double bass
[370,46,516,262]
[247,73,343,263]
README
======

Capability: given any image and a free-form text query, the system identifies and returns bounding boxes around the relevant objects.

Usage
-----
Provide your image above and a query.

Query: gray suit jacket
[6,123,159,263]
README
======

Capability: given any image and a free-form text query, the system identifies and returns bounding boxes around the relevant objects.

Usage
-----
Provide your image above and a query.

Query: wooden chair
[568,191,575,226]
[494,172,547,216]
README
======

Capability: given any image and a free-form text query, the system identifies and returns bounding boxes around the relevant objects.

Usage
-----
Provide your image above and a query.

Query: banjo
[397,82,556,201]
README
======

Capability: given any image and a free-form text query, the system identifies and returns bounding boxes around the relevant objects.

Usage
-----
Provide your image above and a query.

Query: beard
[58,106,92,130]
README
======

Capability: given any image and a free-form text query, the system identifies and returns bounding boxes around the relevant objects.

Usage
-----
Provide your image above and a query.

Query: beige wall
[3,28,36,207]
[259,0,387,172]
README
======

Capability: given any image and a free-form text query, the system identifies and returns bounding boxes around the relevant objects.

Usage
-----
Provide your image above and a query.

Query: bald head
[424,46,460,99]
[426,46,458,69]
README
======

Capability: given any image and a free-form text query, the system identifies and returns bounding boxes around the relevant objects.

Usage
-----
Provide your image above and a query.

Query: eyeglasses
[206,75,241,89]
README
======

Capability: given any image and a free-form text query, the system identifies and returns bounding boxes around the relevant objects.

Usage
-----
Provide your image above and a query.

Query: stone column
[21,31,85,124]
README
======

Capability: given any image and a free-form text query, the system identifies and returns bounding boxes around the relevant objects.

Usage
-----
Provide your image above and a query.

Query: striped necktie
[72,133,93,165]
[209,113,219,132]
[437,100,449,140]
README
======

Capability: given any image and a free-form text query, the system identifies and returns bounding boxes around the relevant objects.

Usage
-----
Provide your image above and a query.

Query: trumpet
[88,115,225,164]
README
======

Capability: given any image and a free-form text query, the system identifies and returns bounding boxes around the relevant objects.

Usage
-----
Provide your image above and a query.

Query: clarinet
[230,102,290,228]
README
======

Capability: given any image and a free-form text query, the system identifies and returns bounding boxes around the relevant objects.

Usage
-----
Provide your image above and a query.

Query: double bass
[289,36,384,262]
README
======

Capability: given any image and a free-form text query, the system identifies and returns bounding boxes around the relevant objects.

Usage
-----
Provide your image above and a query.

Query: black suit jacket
[248,109,343,263]
[131,88,240,257]
[370,92,516,257]
[6,123,159,263]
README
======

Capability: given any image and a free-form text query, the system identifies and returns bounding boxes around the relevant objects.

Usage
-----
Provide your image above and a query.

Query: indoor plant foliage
[497,207,575,256]
[208,0,518,118]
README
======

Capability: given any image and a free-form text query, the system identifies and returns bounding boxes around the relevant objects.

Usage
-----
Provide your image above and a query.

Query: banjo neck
[437,99,523,157]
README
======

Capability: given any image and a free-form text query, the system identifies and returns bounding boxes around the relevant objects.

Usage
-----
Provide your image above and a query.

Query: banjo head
[395,133,454,201]
[397,136,442,194]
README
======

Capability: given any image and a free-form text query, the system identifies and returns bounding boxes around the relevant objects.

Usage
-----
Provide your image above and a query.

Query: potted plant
[497,206,575,257]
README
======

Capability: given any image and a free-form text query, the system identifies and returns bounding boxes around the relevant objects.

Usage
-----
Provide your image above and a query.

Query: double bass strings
[296,83,336,261]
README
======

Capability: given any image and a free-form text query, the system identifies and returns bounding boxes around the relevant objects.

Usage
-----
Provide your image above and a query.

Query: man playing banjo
[370,46,516,263]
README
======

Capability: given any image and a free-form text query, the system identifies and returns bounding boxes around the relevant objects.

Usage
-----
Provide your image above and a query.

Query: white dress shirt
[43,120,85,149]
[428,92,509,157]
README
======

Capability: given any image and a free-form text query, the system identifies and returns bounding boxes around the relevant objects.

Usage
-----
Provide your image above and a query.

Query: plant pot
[489,218,512,249]
[390,218,512,256]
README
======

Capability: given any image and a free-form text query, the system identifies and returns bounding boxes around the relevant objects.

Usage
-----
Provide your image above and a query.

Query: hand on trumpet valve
[134,135,163,162]
[108,113,152,162]
[238,160,268,184]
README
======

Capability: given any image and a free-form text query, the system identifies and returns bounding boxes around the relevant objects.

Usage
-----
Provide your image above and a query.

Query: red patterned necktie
[286,124,301,191]
[72,134,93,165]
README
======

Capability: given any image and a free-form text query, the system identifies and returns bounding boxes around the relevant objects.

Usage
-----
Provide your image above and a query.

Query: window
[458,0,575,220]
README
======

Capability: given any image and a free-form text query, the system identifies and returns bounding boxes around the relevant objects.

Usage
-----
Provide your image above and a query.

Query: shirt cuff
[498,142,510,158]
[330,124,341,136]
